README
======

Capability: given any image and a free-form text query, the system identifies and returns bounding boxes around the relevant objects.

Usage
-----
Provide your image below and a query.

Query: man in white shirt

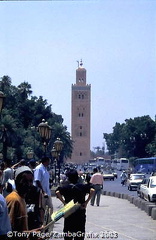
[34,156,53,224]
[90,168,103,206]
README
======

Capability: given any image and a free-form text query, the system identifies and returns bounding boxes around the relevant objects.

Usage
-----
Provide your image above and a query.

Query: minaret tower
[71,60,91,164]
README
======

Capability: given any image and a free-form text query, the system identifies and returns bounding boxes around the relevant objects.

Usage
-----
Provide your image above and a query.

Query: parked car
[137,178,148,196]
[139,176,156,202]
[127,173,146,191]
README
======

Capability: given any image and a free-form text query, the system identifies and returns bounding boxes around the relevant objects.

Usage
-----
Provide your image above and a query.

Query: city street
[52,194,156,240]
[103,171,138,197]
[102,171,152,197]
[49,172,156,240]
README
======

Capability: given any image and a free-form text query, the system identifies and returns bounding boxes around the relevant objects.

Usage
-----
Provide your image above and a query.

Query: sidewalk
[51,195,156,240]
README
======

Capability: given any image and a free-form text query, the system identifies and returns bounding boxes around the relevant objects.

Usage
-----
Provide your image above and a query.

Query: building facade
[71,60,91,164]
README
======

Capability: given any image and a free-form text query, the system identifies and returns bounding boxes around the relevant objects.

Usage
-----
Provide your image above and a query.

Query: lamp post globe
[51,147,58,159]
[38,119,50,140]
[38,119,52,155]
[54,138,63,152]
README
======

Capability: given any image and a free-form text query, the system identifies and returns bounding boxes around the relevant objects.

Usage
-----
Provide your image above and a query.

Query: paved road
[50,195,156,240]
[103,176,138,197]
[103,171,151,197]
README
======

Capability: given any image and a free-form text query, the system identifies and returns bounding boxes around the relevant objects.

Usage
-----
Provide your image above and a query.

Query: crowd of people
[0,158,104,240]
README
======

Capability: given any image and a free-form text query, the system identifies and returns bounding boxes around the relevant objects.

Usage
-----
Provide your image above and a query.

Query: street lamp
[38,119,52,155]
[53,138,63,184]
[54,138,63,152]
[51,147,58,185]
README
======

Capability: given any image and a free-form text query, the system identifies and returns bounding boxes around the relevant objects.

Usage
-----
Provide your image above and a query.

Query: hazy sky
[0,0,155,151]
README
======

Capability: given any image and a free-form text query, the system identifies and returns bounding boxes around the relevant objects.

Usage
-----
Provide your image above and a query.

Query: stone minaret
[71,60,91,164]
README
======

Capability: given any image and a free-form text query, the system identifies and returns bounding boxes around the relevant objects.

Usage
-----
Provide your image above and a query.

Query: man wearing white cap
[6,166,43,238]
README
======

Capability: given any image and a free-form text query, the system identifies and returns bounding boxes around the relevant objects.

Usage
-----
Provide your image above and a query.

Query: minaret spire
[76,59,83,68]
[80,59,83,67]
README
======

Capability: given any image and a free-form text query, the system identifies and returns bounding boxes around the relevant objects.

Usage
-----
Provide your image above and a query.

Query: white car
[127,173,146,191]
[139,176,156,202]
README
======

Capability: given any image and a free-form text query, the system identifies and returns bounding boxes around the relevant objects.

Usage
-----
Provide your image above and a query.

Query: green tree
[104,116,156,159]
[0,75,73,162]
[17,82,33,101]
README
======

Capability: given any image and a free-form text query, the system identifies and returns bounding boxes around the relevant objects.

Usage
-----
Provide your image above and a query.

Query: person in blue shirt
[0,182,12,239]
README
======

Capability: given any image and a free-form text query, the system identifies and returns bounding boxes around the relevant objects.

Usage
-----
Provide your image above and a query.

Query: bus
[111,159,118,169]
[116,158,129,171]
[134,157,156,173]
[96,157,105,165]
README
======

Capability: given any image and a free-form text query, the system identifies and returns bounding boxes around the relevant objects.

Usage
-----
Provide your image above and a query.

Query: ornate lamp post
[51,147,58,185]
[38,119,52,156]
[53,138,63,184]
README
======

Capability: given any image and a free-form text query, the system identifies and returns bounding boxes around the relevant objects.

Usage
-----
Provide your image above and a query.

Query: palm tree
[18,82,32,101]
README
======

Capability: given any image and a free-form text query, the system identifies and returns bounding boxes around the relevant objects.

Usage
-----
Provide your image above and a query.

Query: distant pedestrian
[34,156,53,224]
[56,169,95,240]
[120,171,127,186]
[2,159,14,197]
[0,182,12,240]
[90,168,103,206]
[85,173,91,184]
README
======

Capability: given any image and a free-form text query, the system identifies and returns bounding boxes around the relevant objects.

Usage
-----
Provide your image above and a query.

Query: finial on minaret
[80,59,83,67]
[77,59,83,68]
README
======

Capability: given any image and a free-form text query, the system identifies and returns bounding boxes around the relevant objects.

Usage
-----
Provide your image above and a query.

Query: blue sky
[0,0,155,151]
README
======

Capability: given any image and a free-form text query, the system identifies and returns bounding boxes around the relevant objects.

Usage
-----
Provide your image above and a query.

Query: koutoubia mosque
[71,60,91,164]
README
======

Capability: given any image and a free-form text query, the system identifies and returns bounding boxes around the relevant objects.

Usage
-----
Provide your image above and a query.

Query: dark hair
[5,159,12,166]
[29,159,36,168]
[41,156,50,163]
[66,169,78,184]
[93,167,98,173]
[20,159,26,166]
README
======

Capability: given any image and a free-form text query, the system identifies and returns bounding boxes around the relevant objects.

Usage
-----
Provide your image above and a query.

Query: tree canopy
[104,116,156,159]
[0,75,73,163]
